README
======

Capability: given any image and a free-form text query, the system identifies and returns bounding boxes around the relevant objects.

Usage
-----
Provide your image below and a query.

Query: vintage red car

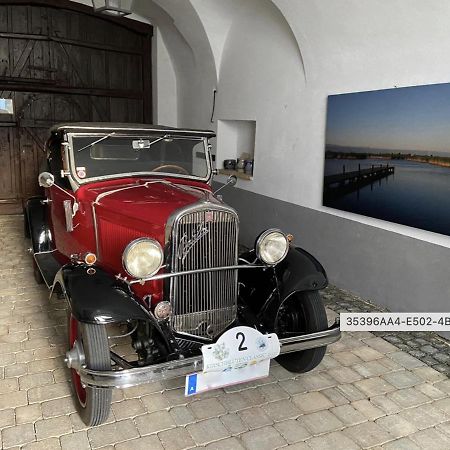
[25,123,340,425]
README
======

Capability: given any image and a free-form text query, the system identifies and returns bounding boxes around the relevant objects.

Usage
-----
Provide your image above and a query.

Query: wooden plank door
[0,1,153,214]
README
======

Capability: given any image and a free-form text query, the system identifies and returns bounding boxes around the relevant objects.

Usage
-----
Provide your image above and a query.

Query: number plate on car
[185,326,280,396]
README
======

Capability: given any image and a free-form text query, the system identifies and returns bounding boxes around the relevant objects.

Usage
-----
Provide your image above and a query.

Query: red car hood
[79,179,215,269]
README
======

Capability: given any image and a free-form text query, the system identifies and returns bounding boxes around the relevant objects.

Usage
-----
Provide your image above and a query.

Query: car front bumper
[77,321,341,389]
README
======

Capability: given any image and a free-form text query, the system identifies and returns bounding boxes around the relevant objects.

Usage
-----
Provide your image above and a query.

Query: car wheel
[68,314,112,426]
[275,291,328,373]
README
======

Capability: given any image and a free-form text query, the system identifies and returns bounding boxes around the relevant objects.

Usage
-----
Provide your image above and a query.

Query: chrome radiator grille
[170,206,239,339]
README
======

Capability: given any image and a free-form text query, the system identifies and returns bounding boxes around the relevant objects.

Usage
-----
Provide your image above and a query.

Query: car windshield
[70,134,209,182]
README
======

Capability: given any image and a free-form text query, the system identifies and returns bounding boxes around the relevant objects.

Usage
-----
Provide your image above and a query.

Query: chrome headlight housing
[123,238,164,278]
[255,229,289,265]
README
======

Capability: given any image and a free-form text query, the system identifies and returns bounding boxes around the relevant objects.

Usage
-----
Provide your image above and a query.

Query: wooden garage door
[0,0,153,214]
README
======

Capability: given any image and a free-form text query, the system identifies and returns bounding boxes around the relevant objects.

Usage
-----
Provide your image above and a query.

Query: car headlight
[123,238,163,278]
[255,229,289,265]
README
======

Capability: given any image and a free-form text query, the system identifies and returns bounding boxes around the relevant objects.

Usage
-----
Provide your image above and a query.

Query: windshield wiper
[77,132,116,152]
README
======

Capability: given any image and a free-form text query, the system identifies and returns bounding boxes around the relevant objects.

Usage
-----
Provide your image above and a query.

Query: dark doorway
[0,0,153,214]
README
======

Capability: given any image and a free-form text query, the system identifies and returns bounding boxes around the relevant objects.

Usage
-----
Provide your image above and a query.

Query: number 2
[236,332,248,351]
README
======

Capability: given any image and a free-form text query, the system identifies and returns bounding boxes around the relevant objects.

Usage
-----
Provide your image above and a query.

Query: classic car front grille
[170,206,239,339]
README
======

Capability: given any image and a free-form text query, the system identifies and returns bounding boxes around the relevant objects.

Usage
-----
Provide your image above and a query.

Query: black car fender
[25,197,53,253]
[52,265,176,354]
[52,264,154,324]
[238,246,328,329]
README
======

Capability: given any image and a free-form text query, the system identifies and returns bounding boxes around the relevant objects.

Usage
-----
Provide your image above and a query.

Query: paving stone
[362,337,398,354]
[15,404,43,424]
[351,346,384,361]
[158,427,196,450]
[436,421,450,437]
[382,437,421,450]
[35,416,72,440]
[2,423,36,448]
[238,407,273,429]
[257,382,290,402]
[19,372,54,390]
[187,417,230,445]
[320,354,342,369]
[351,359,391,378]
[351,399,384,420]
[141,392,170,413]
[0,390,28,409]
[354,376,396,396]
[409,427,450,449]
[205,437,246,450]
[415,382,447,400]
[170,405,196,426]
[381,370,422,389]
[0,408,15,428]
[134,410,175,435]
[240,425,286,450]
[433,397,450,415]
[369,395,402,415]
[300,409,344,435]
[335,383,366,402]
[23,437,62,450]
[189,397,226,420]
[27,382,71,403]
[110,398,145,420]
[435,379,450,394]
[388,352,425,369]
[274,419,310,443]
[343,421,393,447]
[292,391,334,413]
[220,413,248,435]
[115,435,164,450]
[307,430,360,450]
[294,372,337,391]
[262,399,301,421]
[331,351,363,366]
[330,404,366,425]
[5,363,28,377]
[87,419,139,448]
[397,403,448,430]
[59,431,91,450]
[376,414,418,438]
[217,391,249,412]
[387,387,431,408]
[321,387,349,406]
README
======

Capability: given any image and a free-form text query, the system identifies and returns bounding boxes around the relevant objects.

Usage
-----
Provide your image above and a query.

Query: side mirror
[213,174,238,196]
[38,172,54,188]
[227,174,237,187]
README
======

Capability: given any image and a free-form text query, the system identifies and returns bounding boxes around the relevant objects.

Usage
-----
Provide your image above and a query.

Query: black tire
[276,291,328,373]
[69,316,112,426]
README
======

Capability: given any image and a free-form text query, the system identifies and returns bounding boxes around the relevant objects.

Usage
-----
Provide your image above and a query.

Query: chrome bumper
[79,321,341,389]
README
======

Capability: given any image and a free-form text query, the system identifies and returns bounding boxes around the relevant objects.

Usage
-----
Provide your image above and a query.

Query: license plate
[185,326,280,396]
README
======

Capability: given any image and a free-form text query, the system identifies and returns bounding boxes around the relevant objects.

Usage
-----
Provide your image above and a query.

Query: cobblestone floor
[0,215,449,449]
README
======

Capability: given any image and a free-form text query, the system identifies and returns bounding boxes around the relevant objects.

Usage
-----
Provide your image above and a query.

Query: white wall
[143,0,450,250]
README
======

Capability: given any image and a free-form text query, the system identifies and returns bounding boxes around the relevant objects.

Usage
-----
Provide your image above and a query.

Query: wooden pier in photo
[324,164,395,190]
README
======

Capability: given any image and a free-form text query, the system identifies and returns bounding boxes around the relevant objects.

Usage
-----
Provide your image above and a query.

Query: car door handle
[40,198,52,205]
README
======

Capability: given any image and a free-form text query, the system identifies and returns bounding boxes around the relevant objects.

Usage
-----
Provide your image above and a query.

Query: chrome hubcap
[64,340,85,371]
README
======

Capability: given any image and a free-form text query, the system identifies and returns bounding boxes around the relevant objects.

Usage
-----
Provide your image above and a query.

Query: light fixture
[92,0,133,17]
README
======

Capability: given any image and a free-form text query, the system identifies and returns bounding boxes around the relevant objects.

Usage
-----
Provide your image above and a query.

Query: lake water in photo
[323,158,450,235]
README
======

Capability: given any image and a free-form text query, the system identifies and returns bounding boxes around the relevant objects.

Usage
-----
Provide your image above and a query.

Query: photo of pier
[323,82,450,236]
